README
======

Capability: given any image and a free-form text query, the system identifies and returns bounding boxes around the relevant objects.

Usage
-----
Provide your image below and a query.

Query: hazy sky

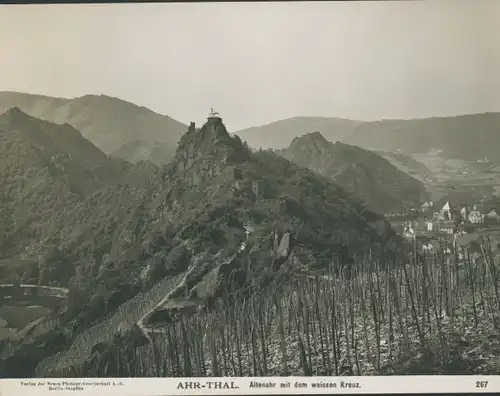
[1,1,499,130]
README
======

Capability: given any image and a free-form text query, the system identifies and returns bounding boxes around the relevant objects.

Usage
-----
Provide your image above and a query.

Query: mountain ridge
[4,91,498,163]
[0,107,108,166]
[236,112,500,162]
[279,132,428,213]
[235,116,363,150]
[345,112,500,161]
[0,91,188,165]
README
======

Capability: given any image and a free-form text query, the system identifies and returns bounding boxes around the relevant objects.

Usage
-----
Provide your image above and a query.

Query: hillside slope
[0,91,187,164]
[109,140,176,166]
[0,107,132,261]
[345,112,500,161]
[374,150,436,183]
[0,114,399,377]
[279,132,428,213]
[235,116,362,150]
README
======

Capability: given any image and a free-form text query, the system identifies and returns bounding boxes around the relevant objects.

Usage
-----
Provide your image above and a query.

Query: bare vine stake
[465,252,479,328]
[301,279,313,373]
[375,258,384,322]
[342,284,352,373]
[320,281,333,375]
[314,276,327,374]
[394,260,408,354]
[304,279,317,374]
[483,242,500,309]
[349,277,358,374]
[210,315,219,377]
[439,254,445,316]
[403,262,424,347]
[328,264,339,375]
[388,273,394,365]
[424,253,448,363]
[422,256,432,336]
[274,293,288,375]
[257,294,268,375]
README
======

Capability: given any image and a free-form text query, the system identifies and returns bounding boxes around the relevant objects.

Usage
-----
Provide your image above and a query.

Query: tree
[38,246,75,286]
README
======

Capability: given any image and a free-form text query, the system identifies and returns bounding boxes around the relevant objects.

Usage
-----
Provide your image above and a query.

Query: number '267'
[476,381,488,388]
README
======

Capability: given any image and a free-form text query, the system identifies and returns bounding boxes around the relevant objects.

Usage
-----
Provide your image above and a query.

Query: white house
[460,206,468,220]
[403,221,415,240]
[422,243,434,252]
[468,210,485,224]
[486,209,500,221]
[438,220,455,235]
[421,201,434,211]
[440,201,452,220]
[440,227,454,235]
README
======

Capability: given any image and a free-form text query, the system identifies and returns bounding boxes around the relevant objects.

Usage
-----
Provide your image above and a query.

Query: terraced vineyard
[65,238,500,377]
[35,274,183,376]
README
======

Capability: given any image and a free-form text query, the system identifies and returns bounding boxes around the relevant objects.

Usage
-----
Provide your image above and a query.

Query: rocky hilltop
[279,132,428,213]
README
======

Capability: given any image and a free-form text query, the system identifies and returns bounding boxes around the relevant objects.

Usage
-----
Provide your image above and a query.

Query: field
[412,153,484,182]
[0,287,68,341]
[0,305,52,329]
[380,151,500,202]
[0,302,53,341]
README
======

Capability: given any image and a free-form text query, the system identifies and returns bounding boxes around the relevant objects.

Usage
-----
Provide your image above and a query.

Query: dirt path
[0,284,70,297]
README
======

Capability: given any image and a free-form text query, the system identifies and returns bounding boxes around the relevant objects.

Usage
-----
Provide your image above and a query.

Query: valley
[2,1,500,386]
[0,100,499,379]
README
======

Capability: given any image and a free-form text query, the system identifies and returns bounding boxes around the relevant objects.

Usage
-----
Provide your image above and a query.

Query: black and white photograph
[0,0,499,386]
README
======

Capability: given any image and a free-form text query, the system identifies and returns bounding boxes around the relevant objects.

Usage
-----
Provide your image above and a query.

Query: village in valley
[388,192,500,262]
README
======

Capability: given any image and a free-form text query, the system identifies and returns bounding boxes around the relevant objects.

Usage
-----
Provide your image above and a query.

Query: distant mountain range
[0,91,187,165]
[2,92,499,165]
[236,112,500,162]
[344,113,500,161]
[235,116,362,150]
[278,132,428,213]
